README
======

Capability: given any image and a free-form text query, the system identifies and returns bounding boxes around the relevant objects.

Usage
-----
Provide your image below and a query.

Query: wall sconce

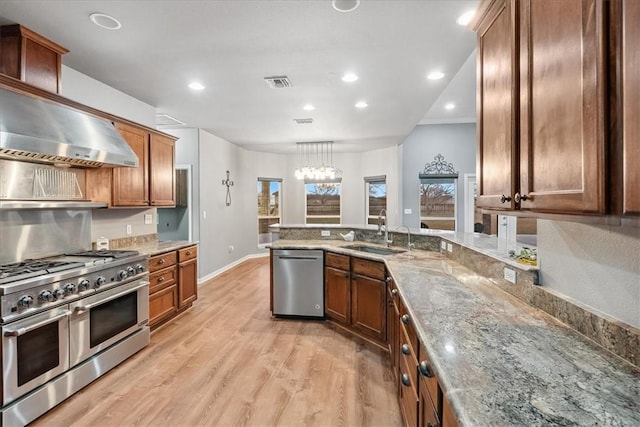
[221,170,234,206]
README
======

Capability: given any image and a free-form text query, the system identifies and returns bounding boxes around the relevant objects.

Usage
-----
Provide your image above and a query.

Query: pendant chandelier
[294,141,342,180]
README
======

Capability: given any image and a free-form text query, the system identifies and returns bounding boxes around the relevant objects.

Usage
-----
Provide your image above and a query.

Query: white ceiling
[0,0,478,154]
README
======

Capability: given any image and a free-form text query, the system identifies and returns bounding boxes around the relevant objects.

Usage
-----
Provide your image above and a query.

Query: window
[305,181,341,224]
[419,180,456,230]
[365,176,386,225]
[258,178,281,245]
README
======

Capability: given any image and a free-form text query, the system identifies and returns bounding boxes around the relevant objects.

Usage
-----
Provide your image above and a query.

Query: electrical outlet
[144,214,153,225]
[126,224,132,235]
[441,241,447,250]
[228,245,234,253]
[404,208,412,214]
[447,243,453,253]
[504,267,517,284]
[321,230,330,237]
[202,211,207,219]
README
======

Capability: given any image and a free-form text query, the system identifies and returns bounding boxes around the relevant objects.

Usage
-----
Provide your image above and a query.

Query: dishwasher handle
[277,256,320,261]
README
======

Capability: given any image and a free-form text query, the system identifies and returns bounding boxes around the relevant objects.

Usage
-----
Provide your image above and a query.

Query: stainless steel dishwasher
[272,249,324,318]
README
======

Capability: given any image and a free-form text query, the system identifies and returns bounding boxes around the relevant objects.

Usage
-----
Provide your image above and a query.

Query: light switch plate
[144,214,153,225]
[404,208,412,214]
[447,243,453,253]
[321,230,330,237]
[126,224,132,235]
[504,267,517,284]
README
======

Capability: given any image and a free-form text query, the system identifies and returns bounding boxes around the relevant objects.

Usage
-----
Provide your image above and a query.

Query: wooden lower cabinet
[399,355,420,427]
[419,378,439,427]
[148,245,198,329]
[324,253,387,344]
[442,394,458,427]
[325,266,350,324]
[387,282,400,377]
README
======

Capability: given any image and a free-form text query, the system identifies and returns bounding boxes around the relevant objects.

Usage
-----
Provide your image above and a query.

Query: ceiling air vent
[293,118,314,124]
[264,76,292,89]
[156,113,186,127]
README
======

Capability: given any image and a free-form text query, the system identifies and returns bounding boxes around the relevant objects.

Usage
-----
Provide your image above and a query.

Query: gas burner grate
[66,250,140,259]
[0,259,85,284]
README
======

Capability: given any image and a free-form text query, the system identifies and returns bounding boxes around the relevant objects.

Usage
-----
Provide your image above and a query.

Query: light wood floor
[32,257,402,427]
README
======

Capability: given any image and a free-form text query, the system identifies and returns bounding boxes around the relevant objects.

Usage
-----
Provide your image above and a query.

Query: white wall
[537,220,640,328]
[61,65,156,128]
[401,123,476,229]
[282,145,400,226]
[91,208,157,242]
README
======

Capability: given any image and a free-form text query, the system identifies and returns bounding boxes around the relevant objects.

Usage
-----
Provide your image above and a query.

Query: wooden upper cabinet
[518,0,607,214]
[113,123,150,206]
[149,133,176,206]
[473,0,518,210]
[0,25,68,93]
[621,0,640,215]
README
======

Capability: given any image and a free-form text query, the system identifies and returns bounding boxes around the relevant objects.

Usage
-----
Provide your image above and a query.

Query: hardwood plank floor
[32,257,402,427]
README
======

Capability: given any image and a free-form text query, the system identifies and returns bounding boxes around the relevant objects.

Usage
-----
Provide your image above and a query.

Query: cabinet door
[519,0,606,213]
[474,0,518,210]
[419,377,439,427]
[351,274,386,341]
[149,132,175,206]
[149,284,178,327]
[113,123,149,206]
[325,267,350,324]
[178,258,198,308]
[622,0,640,215]
[387,286,400,375]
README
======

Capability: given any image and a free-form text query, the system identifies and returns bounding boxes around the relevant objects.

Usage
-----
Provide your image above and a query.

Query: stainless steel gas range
[0,250,150,426]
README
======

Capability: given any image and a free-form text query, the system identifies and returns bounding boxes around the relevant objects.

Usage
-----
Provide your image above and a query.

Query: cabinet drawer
[326,252,350,270]
[419,342,439,413]
[399,324,418,390]
[399,355,419,427]
[399,301,419,354]
[352,257,386,280]
[149,251,177,272]
[179,245,197,263]
[149,266,177,294]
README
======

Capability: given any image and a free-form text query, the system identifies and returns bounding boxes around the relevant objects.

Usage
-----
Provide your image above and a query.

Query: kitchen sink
[344,245,406,256]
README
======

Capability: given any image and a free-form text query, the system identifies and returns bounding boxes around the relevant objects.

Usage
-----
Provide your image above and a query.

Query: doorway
[158,165,192,241]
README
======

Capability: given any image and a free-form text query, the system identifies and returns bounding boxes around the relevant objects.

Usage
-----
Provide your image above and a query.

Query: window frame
[364,175,387,225]
[257,177,282,248]
[304,179,342,225]
[419,178,458,231]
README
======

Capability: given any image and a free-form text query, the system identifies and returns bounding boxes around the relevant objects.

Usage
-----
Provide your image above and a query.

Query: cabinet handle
[158,259,165,265]
[514,193,530,203]
[419,361,433,378]
[157,276,165,282]
[401,314,410,325]
[500,195,512,203]
[401,344,410,355]
[385,276,391,284]
[401,374,411,387]
[186,251,192,256]
[391,289,398,297]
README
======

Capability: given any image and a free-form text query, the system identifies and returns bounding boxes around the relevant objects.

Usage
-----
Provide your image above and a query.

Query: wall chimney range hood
[0,87,138,168]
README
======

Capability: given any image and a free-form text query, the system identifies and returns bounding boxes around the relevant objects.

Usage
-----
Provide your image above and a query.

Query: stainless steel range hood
[0,87,138,168]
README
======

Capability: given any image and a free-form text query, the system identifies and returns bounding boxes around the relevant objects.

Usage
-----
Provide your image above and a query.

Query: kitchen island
[269,238,640,426]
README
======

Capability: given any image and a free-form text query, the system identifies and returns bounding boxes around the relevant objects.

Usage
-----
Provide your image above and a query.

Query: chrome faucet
[398,225,415,250]
[377,209,393,247]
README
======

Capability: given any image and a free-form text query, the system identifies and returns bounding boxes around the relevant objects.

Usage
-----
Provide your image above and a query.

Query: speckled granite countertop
[121,240,196,256]
[270,240,640,426]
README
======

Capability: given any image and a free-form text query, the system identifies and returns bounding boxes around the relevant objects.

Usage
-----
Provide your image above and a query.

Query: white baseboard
[197,252,269,285]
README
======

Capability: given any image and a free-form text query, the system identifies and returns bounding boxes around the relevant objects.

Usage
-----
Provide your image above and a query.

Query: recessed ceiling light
[342,73,358,83]
[445,103,456,110]
[303,104,315,111]
[427,71,445,80]
[332,0,361,13]
[456,10,476,26]
[188,82,205,90]
[355,101,368,109]
[89,13,122,30]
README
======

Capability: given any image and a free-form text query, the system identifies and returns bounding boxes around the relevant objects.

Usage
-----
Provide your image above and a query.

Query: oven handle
[74,281,149,313]
[3,310,72,337]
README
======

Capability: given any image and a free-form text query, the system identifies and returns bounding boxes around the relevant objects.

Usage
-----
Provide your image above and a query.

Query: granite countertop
[121,240,197,256]
[270,239,640,426]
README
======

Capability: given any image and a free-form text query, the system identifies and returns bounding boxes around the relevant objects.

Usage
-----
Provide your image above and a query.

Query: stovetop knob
[78,279,90,291]
[38,290,54,303]
[64,283,76,294]
[18,295,34,308]
[135,264,145,274]
[117,270,128,281]
[53,289,65,300]
[95,276,106,289]
[127,266,135,276]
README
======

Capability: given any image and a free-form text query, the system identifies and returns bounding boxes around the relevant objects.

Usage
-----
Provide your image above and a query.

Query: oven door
[69,279,149,367]
[2,307,71,405]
